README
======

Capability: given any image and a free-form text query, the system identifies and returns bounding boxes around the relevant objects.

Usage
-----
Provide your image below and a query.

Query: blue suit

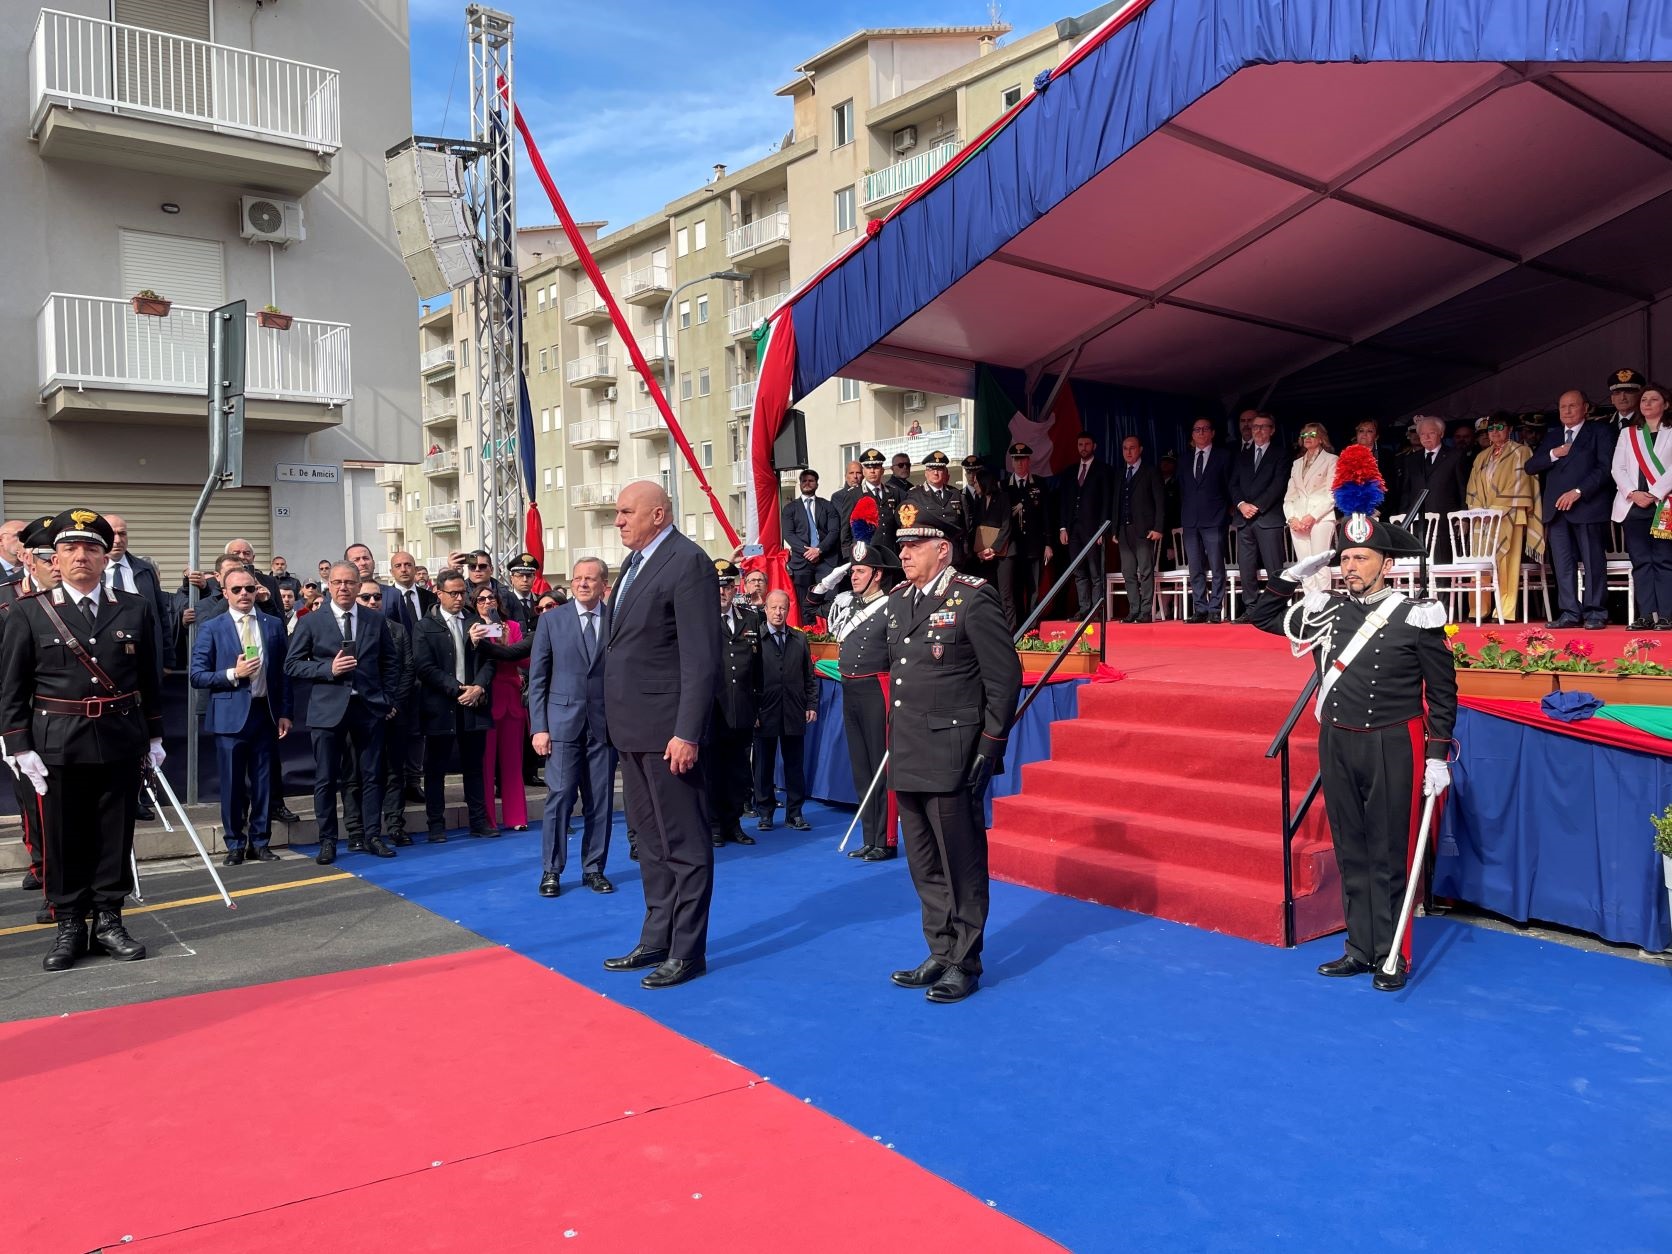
[528,599,615,879]
[1526,421,1615,623]
[1177,444,1234,615]
[190,610,293,848]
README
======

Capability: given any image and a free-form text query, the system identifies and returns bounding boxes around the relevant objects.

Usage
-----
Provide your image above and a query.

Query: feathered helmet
[1329,446,1425,558]
[848,494,880,563]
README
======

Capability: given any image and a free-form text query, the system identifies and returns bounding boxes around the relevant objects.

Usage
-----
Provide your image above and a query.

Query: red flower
[1563,638,1594,659]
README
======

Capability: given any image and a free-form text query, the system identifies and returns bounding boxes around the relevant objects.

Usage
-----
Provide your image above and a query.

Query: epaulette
[1404,600,1449,631]
[952,572,988,588]
[889,583,914,599]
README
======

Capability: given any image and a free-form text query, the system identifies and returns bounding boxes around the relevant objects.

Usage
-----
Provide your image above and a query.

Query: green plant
[1016,630,1092,655]
[1653,804,1672,859]
[805,629,835,643]
[262,303,282,314]
[1616,637,1671,677]
[135,289,162,300]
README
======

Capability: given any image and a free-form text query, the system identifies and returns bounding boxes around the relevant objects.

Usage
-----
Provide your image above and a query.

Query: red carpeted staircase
[990,626,1345,945]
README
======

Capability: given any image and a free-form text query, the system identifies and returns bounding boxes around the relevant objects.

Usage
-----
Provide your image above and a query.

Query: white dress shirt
[226,611,267,697]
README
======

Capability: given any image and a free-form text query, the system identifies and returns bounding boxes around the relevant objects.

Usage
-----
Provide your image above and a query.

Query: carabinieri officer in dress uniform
[0,508,165,972]
[885,498,1021,1003]
[1247,451,1457,991]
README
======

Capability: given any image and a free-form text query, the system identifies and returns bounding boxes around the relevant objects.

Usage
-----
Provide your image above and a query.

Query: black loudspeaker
[772,408,809,471]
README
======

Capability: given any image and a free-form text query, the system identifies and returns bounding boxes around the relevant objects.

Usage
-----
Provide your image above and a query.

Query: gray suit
[529,599,615,877]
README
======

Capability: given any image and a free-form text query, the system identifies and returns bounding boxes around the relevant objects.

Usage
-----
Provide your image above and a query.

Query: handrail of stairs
[1012,595,1101,723]
[1264,671,1322,948]
[1009,519,1112,721]
[1012,520,1112,654]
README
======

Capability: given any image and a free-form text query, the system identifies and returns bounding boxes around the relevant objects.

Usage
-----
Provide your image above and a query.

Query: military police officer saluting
[885,499,1021,1003]
[0,509,166,972]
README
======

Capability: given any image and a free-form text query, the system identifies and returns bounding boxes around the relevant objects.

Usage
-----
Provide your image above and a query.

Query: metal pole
[185,312,231,806]
[662,270,746,529]
[1383,792,1438,976]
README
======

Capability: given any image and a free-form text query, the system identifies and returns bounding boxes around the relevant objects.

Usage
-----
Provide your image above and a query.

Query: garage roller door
[2,482,272,583]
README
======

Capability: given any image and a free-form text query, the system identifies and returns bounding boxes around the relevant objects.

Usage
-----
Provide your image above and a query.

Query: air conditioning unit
[603,386,618,401]
[902,390,927,412]
[604,448,619,462]
[892,125,918,154]
[240,195,306,244]
[636,378,651,395]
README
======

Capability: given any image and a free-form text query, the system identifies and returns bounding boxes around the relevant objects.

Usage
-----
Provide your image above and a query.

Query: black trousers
[1118,525,1158,618]
[1318,720,1419,967]
[43,760,140,915]
[897,788,989,975]
[620,748,713,961]
[841,676,892,850]
[791,570,822,624]
[1547,516,1608,620]
[13,770,43,877]
[309,700,385,844]
[1235,524,1285,610]
[1067,533,1106,619]
[1623,507,1672,621]
[705,723,753,835]
[424,728,490,835]
[377,707,417,837]
[752,730,806,818]
[997,553,1042,632]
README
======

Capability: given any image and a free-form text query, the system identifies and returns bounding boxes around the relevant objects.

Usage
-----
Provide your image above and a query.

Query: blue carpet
[335,805,1672,1253]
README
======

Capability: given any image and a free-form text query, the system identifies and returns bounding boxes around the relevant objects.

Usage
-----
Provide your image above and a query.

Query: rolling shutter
[2,482,271,584]
[120,230,225,309]
[111,2,213,119]
[112,1,212,38]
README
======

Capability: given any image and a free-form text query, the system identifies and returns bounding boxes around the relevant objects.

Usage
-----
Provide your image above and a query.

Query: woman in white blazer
[1612,382,1672,628]
[1283,424,1339,590]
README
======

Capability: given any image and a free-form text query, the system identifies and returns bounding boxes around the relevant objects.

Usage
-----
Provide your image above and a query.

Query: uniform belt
[35,692,139,719]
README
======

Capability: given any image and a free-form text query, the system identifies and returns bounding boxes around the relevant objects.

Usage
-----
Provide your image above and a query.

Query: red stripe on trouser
[1402,717,1445,968]
[876,673,898,847]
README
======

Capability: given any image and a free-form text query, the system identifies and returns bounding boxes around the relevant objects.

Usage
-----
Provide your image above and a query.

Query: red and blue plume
[849,494,879,546]
[1331,445,1386,517]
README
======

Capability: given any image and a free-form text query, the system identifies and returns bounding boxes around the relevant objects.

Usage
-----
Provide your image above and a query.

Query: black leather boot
[92,909,147,961]
[316,838,337,866]
[43,916,87,972]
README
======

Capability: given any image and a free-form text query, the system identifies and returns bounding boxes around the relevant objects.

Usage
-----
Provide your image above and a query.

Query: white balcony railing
[563,287,609,321]
[625,408,667,438]
[423,448,459,476]
[375,511,403,532]
[423,502,461,527]
[37,293,350,406]
[29,9,341,153]
[375,464,404,486]
[573,544,626,572]
[871,427,969,465]
[630,335,673,369]
[568,418,620,449]
[622,264,671,301]
[861,141,962,208]
[423,397,458,425]
[571,481,621,510]
[731,460,749,488]
[565,353,615,384]
[727,296,778,338]
[729,380,757,413]
[725,211,791,259]
[420,345,456,372]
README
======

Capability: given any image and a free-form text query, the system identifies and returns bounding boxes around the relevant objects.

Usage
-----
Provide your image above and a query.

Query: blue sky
[407,0,1079,233]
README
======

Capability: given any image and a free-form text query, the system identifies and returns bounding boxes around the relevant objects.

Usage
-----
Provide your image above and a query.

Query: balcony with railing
[573,543,626,572]
[423,397,458,427]
[725,212,791,267]
[28,9,340,194]
[565,352,616,389]
[861,141,962,213]
[622,264,672,306]
[730,460,750,488]
[729,379,757,414]
[423,448,459,477]
[626,407,667,440]
[376,511,404,532]
[375,464,405,486]
[727,296,777,339]
[420,345,456,375]
[563,286,612,326]
[571,481,621,512]
[871,427,969,465]
[423,501,461,528]
[37,293,350,431]
[568,418,620,451]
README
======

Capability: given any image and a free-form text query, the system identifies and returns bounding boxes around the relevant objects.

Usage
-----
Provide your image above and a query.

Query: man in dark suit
[189,568,293,864]
[529,555,616,897]
[1177,418,1235,622]
[830,461,863,561]
[999,441,1055,631]
[1114,435,1167,623]
[752,589,818,832]
[353,579,417,846]
[600,481,721,990]
[102,514,174,677]
[709,561,760,848]
[781,469,841,622]
[382,549,435,803]
[1056,432,1113,619]
[283,561,398,865]
[1525,389,1616,629]
[843,449,902,553]
[1228,414,1291,622]
[1392,417,1468,562]
[411,568,497,840]
[887,453,915,498]
[501,554,542,632]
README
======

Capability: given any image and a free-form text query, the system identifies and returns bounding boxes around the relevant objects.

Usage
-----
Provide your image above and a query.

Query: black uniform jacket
[0,585,163,765]
[716,605,763,732]
[833,590,891,678]
[885,568,1022,792]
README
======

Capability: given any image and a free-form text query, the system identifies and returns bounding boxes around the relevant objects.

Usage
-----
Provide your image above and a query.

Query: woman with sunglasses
[1612,382,1672,629]
[1282,425,1338,591]
[1465,411,1542,621]
[474,587,530,831]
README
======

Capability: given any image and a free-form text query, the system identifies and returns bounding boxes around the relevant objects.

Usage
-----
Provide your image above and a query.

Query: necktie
[1564,428,1574,446]
[340,608,353,645]
[406,589,419,624]
[774,629,784,649]
[1429,451,1437,464]
[240,615,267,697]
[82,594,98,626]
[1195,450,1205,481]
[615,551,642,608]
[581,610,596,662]
[1126,464,1135,482]
[238,612,255,654]
[1254,446,1264,469]
[448,614,466,683]
[1078,462,1088,486]
[805,498,817,536]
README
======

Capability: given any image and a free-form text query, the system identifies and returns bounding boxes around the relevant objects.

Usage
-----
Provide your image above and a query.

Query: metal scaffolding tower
[465,4,522,566]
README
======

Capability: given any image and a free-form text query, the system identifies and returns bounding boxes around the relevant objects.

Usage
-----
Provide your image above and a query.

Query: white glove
[14,750,48,797]
[1422,759,1450,797]
[1281,551,1332,583]
[147,739,167,770]
[813,563,851,596]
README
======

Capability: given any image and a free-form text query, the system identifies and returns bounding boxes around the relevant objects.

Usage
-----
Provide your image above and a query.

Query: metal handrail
[1264,653,1322,949]
[1012,597,1100,723]
[1013,519,1112,645]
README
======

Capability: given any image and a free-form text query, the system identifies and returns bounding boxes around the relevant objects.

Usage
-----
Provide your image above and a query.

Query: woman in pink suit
[473,587,530,830]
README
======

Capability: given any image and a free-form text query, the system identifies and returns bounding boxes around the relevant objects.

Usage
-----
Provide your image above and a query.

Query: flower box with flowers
[1016,629,1098,675]
[1449,628,1670,704]
[806,630,838,661]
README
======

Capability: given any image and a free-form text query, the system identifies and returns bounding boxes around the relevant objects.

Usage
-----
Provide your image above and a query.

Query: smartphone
[483,622,504,639]
[243,644,260,661]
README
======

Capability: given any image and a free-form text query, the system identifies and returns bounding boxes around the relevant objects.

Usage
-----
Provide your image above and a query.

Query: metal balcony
[870,428,969,465]
[622,264,672,306]
[725,211,791,267]
[375,464,405,486]
[423,448,459,477]
[629,335,673,375]
[730,379,757,414]
[423,398,458,427]
[626,408,667,440]
[565,353,616,389]
[563,287,612,326]
[727,296,777,339]
[29,9,339,195]
[420,345,456,375]
[37,293,349,431]
[573,544,626,572]
[571,481,622,512]
[375,511,404,532]
[861,142,962,213]
[567,418,620,451]
[423,502,461,528]
[730,460,749,488]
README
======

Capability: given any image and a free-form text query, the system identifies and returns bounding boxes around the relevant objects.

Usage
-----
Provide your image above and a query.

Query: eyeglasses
[474,595,496,605]
[1487,424,1508,432]
[1301,432,1321,440]
[469,562,491,571]
[225,584,258,594]
[358,593,383,603]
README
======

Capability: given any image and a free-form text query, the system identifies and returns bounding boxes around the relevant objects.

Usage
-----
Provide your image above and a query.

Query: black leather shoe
[641,957,706,989]
[711,834,726,847]
[1631,617,1656,630]
[1583,617,1607,631]
[222,847,246,867]
[730,829,756,846]
[1133,614,1154,624]
[91,910,146,961]
[757,816,775,832]
[34,905,54,925]
[891,957,948,988]
[1373,961,1408,992]
[740,806,757,818]
[21,870,42,891]
[1231,615,1253,625]
[926,967,979,1003]
[43,917,87,972]
[1316,954,1374,978]
[136,801,157,822]
[539,872,560,898]
[786,815,812,831]
[846,847,870,858]
[271,805,302,825]
[316,839,337,866]
[629,843,639,862]
[603,945,668,972]
[860,846,897,861]
[469,828,501,839]
[1120,613,1139,624]
[347,839,366,852]
[584,872,616,894]
[366,838,397,858]
[404,787,426,804]
[249,846,280,862]
[1547,615,1581,629]
[390,834,413,847]
[426,829,448,844]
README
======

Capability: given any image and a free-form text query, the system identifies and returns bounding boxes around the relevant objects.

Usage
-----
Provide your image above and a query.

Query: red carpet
[991,622,1344,945]
[0,950,1054,1252]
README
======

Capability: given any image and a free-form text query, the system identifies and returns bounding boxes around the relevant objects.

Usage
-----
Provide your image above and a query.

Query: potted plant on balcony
[1016,629,1098,676]
[257,304,294,331]
[805,628,838,662]
[131,289,171,317]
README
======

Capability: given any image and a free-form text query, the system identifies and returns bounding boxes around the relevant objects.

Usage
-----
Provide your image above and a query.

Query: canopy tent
[747,0,1672,547]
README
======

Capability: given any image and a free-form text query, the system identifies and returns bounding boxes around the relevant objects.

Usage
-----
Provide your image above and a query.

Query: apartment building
[0,0,421,576]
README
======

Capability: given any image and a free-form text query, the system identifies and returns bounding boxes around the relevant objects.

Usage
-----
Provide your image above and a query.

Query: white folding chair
[1387,513,1439,599]
[1156,526,1193,621]
[1433,509,1505,625]
[1519,554,1551,623]
[1604,520,1635,624]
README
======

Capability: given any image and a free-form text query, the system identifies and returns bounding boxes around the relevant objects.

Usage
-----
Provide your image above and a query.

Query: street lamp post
[661,269,748,528]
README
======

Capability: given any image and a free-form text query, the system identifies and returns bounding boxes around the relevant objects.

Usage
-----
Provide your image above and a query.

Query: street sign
[276,463,341,484]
